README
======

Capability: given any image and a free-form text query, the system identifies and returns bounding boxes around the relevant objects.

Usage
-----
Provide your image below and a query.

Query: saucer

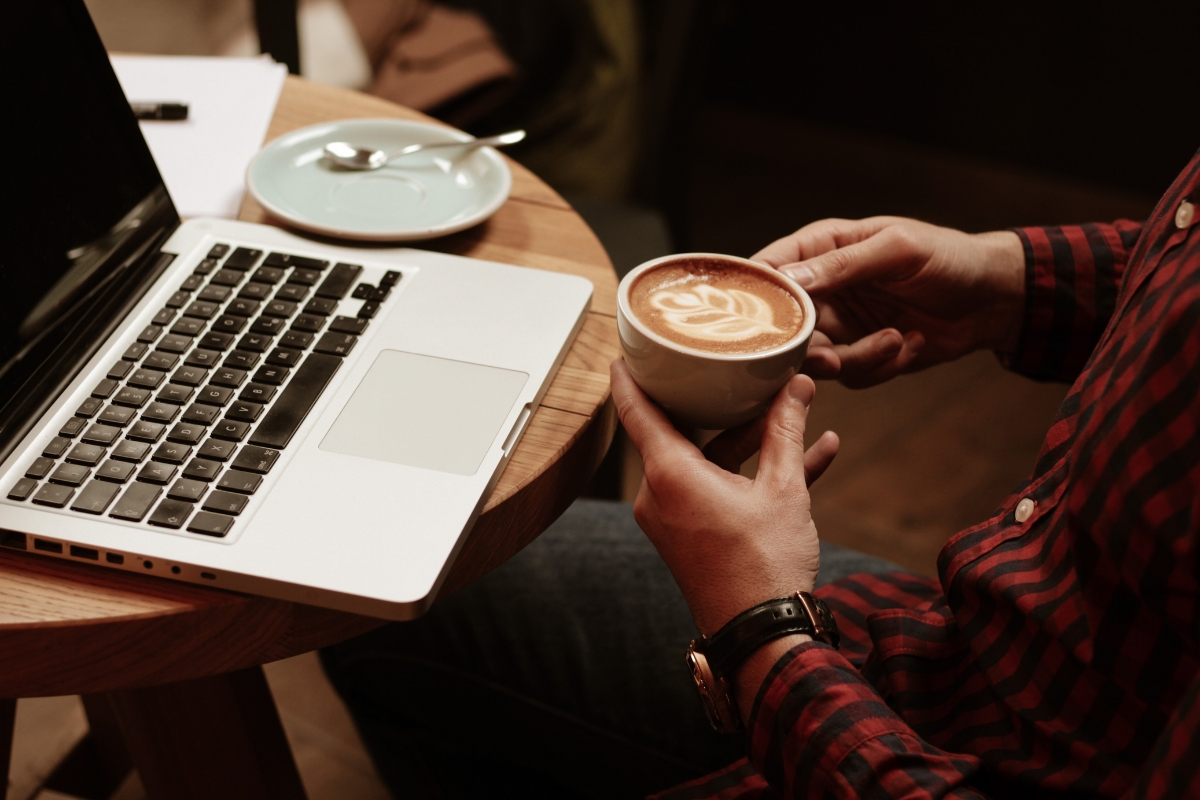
[246,118,512,241]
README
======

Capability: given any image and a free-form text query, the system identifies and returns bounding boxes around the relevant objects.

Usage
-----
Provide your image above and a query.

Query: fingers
[610,360,699,468]
[804,430,839,486]
[752,217,901,268]
[835,330,925,388]
[779,224,928,295]
[755,374,815,490]
[703,414,768,473]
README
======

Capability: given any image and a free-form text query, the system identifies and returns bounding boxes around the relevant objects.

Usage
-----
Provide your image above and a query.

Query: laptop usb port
[106,553,124,565]
[0,531,26,550]
[33,538,63,554]
[70,545,99,561]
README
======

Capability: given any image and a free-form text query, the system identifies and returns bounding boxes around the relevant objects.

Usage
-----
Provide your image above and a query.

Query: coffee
[628,258,805,354]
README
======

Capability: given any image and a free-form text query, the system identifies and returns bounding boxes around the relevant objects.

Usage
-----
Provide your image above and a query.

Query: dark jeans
[320,500,903,800]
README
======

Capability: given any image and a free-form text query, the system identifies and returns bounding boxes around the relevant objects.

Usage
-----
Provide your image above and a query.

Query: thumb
[756,374,814,490]
[780,226,925,295]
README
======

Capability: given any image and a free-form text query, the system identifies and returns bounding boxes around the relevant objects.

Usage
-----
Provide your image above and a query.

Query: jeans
[320,500,905,800]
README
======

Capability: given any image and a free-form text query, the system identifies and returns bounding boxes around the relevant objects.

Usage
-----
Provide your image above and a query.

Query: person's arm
[1003,222,1142,382]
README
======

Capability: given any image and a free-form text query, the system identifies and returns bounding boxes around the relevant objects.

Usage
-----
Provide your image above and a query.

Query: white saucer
[246,118,513,241]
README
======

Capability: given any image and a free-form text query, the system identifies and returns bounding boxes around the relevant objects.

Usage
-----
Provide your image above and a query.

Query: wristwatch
[687,591,839,733]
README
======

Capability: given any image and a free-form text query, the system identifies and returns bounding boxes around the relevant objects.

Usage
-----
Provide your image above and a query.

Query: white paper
[110,55,288,219]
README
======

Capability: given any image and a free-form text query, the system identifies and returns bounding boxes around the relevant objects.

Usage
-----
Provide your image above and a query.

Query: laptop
[0,0,593,619]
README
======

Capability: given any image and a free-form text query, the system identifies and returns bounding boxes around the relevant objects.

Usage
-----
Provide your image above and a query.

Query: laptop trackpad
[320,350,528,476]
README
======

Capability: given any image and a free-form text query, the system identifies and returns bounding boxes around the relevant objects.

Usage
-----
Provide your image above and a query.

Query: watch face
[687,643,741,733]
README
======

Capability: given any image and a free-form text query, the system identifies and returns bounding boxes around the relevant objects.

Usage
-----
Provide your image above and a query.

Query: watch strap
[702,592,839,679]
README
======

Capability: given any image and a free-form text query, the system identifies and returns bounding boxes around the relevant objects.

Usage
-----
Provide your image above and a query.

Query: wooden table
[0,76,619,800]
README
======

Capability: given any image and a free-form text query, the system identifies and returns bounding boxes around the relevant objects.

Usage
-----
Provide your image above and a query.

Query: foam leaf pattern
[648,285,785,342]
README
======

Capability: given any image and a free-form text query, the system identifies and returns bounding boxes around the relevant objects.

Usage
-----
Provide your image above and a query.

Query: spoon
[323,129,526,170]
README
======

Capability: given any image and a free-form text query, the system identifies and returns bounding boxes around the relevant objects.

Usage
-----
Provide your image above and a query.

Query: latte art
[629,259,804,355]
[647,284,787,343]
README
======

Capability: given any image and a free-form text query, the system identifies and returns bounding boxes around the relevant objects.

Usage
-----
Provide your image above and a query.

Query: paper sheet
[110,55,288,219]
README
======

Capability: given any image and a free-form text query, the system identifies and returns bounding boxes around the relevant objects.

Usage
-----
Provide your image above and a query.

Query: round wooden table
[0,76,619,800]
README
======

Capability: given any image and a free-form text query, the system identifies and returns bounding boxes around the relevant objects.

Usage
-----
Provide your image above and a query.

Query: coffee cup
[617,252,816,429]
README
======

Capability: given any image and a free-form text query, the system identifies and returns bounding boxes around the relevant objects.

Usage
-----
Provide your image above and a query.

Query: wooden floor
[8,104,1160,798]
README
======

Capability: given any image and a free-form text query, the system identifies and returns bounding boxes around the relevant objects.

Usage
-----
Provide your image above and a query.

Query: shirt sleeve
[1129,668,1200,799]
[745,643,989,800]
[1002,221,1143,382]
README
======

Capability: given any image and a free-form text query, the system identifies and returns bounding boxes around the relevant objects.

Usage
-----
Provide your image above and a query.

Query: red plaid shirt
[656,149,1200,800]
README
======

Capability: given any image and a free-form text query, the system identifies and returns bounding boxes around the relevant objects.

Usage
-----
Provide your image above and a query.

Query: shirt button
[1015,498,1036,523]
[1175,200,1195,229]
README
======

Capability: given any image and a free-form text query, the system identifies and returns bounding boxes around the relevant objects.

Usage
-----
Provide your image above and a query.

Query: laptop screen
[0,0,179,459]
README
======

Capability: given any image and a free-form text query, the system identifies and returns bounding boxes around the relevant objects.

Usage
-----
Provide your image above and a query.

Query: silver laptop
[0,0,592,619]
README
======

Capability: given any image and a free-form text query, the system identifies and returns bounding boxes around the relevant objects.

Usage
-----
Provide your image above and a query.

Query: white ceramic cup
[617,253,817,430]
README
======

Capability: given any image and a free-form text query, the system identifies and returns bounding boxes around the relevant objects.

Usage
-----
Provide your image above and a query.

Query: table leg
[107,666,307,800]
[0,698,14,795]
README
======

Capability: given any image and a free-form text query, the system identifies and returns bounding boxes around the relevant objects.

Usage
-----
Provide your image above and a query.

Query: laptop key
[313,332,356,357]
[198,284,232,303]
[194,258,218,276]
[166,291,191,309]
[81,426,120,447]
[182,459,222,482]
[92,378,119,399]
[211,420,251,442]
[170,365,208,387]
[137,462,177,485]
[239,383,277,404]
[157,384,195,405]
[43,436,72,458]
[59,418,87,438]
[224,248,262,270]
[264,252,329,271]
[183,300,220,320]
[288,268,321,286]
[249,354,341,449]
[49,463,90,486]
[144,351,180,371]
[208,244,230,259]
[236,333,272,353]
[8,477,37,501]
[329,316,368,335]
[76,397,103,418]
[142,402,180,424]
[291,314,325,333]
[210,367,247,388]
[33,483,75,508]
[168,478,208,502]
[107,361,133,380]
[181,404,219,425]
[27,457,55,479]
[196,385,234,407]
[198,331,236,351]
[231,445,279,475]
[280,330,314,349]
[122,342,148,360]
[170,317,205,337]
[211,315,246,335]
[128,369,166,390]
[96,460,136,483]
[153,442,193,465]
[151,307,176,326]
[210,268,244,287]
[226,401,264,423]
[303,297,338,316]
[265,348,301,368]
[381,270,401,287]
[179,274,204,292]
[357,301,380,320]
[249,316,285,336]
[351,283,373,300]
[316,263,363,299]
[184,349,221,368]
[238,283,272,301]
[252,266,286,284]
[136,325,163,344]
[197,439,237,461]
[228,299,261,317]
[167,423,206,445]
[216,470,261,495]
[369,286,391,302]
[147,498,193,529]
[274,284,309,302]
[128,421,166,443]
[109,483,162,521]
[224,351,260,371]
[157,334,193,354]
[98,406,135,427]
[66,444,105,467]
[202,490,248,515]
[188,511,234,538]
[113,387,151,408]
[111,440,151,462]
[263,300,297,318]
[71,480,120,515]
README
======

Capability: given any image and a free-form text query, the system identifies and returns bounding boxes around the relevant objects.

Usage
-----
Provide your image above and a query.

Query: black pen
[130,102,189,121]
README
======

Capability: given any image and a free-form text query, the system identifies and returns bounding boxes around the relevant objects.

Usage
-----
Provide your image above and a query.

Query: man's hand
[756,217,1026,387]
[612,360,837,637]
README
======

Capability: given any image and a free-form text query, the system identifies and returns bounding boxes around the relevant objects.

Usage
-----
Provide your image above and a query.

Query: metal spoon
[323,129,526,170]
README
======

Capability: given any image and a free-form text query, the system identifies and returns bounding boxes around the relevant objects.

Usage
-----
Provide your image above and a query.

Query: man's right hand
[755,217,1026,388]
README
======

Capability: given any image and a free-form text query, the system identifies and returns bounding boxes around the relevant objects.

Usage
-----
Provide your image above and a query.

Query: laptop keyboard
[5,244,401,538]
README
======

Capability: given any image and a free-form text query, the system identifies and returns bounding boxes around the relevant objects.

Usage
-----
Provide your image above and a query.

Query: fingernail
[880,332,902,358]
[904,331,924,355]
[785,266,815,287]
[788,375,810,405]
